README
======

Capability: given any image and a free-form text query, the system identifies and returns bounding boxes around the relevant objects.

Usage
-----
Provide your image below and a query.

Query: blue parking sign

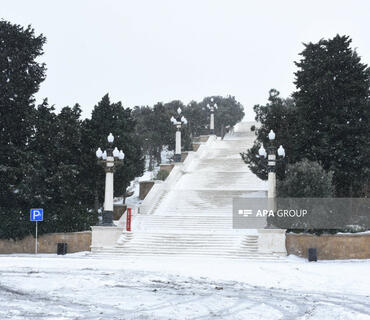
[30,209,43,221]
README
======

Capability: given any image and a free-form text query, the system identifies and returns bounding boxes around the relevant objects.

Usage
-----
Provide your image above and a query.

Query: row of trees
[242,35,370,198]
[0,20,245,239]
[133,96,244,169]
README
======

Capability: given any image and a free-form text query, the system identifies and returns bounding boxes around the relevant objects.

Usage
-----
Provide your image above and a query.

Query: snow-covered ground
[0,254,369,319]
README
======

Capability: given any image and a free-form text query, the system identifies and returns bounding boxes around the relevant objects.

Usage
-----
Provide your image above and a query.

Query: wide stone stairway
[91,122,286,259]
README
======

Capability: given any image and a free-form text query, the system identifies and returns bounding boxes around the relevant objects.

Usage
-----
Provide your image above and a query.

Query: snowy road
[0,254,369,319]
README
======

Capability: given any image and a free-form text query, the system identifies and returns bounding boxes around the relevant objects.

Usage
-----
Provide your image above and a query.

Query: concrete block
[91,226,123,249]
[258,229,287,255]
[192,143,200,151]
[160,164,174,174]
[181,151,189,162]
[113,204,126,220]
[139,181,155,200]
[199,135,210,142]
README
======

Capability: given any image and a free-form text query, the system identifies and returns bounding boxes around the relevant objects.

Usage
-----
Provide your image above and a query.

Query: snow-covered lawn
[0,254,369,319]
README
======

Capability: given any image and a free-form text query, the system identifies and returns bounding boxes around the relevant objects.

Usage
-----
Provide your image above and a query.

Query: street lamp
[170,107,187,162]
[96,133,125,226]
[258,130,285,199]
[207,98,217,135]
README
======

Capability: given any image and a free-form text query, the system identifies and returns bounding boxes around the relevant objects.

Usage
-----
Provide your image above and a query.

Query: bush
[277,159,334,197]
[155,170,169,181]
[272,160,350,235]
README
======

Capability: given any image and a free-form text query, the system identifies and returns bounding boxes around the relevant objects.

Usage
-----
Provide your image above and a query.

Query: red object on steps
[126,208,132,231]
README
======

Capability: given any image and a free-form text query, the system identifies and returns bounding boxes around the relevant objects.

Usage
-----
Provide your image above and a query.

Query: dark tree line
[0,20,245,239]
[242,35,370,197]
[133,96,245,169]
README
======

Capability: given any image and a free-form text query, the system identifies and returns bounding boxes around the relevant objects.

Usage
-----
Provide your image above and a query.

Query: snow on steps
[92,232,281,260]
[92,122,284,260]
[139,135,218,215]
[131,215,235,232]
[150,190,265,217]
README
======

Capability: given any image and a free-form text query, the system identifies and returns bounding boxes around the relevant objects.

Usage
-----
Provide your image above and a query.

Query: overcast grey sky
[2,0,370,120]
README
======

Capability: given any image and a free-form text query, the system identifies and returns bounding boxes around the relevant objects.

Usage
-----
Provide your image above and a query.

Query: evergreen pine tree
[0,21,46,239]
[293,35,370,196]
[243,36,370,197]
[183,100,208,136]
[47,105,97,232]
[28,103,97,235]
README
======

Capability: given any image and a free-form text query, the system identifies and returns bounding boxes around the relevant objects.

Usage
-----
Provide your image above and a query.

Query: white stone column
[175,130,181,154]
[210,112,214,133]
[104,157,114,212]
[268,171,276,199]
[268,153,276,213]
[175,125,181,162]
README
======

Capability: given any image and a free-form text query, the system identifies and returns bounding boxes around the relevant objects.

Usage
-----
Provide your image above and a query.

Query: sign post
[36,220,38,254]
[30,209,43,254]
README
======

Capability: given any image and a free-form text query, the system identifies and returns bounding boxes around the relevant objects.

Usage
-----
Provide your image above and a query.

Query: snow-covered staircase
[93,233,280,259]
[91,122,286,260]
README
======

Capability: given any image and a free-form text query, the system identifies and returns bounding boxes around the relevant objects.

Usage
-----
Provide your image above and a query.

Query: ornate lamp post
[96,133,125,226]
[207,98,217,135]
[258,130,285,200]
[170,107,187,162]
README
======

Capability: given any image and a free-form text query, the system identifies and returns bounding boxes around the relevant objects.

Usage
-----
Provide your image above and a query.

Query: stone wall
[160,164,174,175]
[0,231,91,254]
[199,135,210,142]
[181,151,189,162]
[192,143,200,151]
[139,181,155,200]
[113,204,126,220]
[286,233,370,260]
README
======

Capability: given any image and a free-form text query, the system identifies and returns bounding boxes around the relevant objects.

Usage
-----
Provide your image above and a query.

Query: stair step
[94,249,269,255]
[91,251,282,260]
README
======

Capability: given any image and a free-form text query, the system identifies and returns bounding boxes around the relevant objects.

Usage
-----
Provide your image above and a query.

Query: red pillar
[126,208,132,232]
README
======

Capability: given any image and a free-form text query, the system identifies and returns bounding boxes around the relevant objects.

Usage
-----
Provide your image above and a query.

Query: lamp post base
[100,210,114,226]
[174,154,181,162]
[210,129,214,135]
